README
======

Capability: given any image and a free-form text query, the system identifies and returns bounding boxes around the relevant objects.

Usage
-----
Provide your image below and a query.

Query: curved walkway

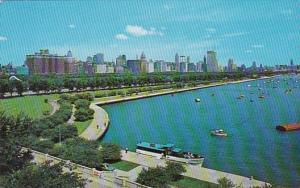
[79,103,109,140]
[49,100,60,115]
[67,105,76,125]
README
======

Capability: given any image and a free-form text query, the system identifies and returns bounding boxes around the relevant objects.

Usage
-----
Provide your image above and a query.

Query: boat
[211,93,215,97]
[195,98,201,102]
[250,99,254,102]
[211,129,227,137]
[136,142,204,165]
[258,95,265,99]
[237,94,245,99]
[276,123,300,132]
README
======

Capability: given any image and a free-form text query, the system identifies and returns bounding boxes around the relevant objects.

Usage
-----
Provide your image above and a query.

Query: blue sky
[0,0,299,66]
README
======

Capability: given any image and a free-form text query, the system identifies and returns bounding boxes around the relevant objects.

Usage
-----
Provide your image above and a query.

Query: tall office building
[227,58,234,72]
[202,56,207,72]
[127,60,141,74]
[140,52,148,73]
[26,49,76,75]
[179,56,187,72]
[93,53,104,64]
[206,51,218,72]
[175,53,180,72]
[252,61,257,71]
[116,55,126,66]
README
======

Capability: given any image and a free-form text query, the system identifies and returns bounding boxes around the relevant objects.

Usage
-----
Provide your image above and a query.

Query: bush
[137,167,170,188]
[42,109,50,116]
[32,139,55,153]
[74,108,94,121]
[101,143,121,163]
[53,138,103,170]
[49,125,78,143]
[136,162,186,187]
[165,162,186,181]
[74,99,90,109]
[75,92,94,101]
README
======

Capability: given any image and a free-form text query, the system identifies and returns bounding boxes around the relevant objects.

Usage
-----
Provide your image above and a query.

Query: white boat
[136,142,204,165]
[195,98,201,102]
[211,129,228,137]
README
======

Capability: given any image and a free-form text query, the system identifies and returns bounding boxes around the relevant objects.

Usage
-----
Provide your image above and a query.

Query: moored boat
[276,123,300,132]
[211,129,228,137]
[136,142,204,165]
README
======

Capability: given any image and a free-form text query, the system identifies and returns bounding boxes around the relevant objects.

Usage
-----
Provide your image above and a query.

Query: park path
[49,100,59,115]
[79,103,109,140]
[67,104,76,125]
[120,150,268,188]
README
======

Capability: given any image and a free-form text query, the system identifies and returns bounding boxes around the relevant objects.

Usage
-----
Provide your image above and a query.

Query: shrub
[74,99,90,109]
[74,108,94,121]
[101,143,121,163]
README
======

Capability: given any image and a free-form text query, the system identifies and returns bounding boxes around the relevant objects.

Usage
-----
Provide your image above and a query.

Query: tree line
[0,71,272,98]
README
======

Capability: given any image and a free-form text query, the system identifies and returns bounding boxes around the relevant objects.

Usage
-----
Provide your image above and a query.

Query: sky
[0,0,299,66]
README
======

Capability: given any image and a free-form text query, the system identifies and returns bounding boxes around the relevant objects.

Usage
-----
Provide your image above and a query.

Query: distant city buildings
[25,49,76,75]
[93,53,104,64]
[206,51,219,72]
[1,48,297,76]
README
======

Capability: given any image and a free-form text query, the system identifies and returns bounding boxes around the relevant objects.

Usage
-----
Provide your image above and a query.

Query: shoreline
[89,76,272,140]
[95,76,272,106]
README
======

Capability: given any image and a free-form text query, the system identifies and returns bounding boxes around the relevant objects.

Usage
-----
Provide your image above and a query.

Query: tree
[101,143,121,163]
[0,112,33,175]
[165,162,186,181]
[1,162,86,188]
[0,79,8,98]
[74,108,94,121]
[15,80,28,96]
[74,99,90,109]
[51,138,103,170]
[137,167,170,188]
[217,177,236,188]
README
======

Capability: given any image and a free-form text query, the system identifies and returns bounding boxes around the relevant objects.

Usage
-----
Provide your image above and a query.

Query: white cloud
[206,28,216,33]
[0,36,7,41]
[223,32,246,38]
[126,25,163,37]
[69,24,75,29]
[252,44,264,48]
[115,34,128,40]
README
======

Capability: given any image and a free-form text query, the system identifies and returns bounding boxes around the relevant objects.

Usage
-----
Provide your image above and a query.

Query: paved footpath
[49,100,59,115]
[120,150,268,188]
[79,103,109,140]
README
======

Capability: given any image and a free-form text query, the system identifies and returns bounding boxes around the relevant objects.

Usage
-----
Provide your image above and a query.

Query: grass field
[171,176,218,188]
[74,120,92,134]
[0,94,59,119]
[111,160,139,171]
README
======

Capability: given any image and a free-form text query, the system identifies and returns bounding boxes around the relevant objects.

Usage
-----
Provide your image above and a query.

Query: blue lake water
[101,75,300,187]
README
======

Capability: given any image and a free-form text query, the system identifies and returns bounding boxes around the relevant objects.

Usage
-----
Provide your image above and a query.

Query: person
[97,124,99,129]
[125,147,128,153]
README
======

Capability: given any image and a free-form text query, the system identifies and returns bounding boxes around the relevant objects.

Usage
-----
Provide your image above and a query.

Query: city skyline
[0,1,299,66]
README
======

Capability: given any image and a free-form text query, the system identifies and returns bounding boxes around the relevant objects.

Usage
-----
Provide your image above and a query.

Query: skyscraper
[175,53,180,72]
[140,52,148,73]
[206,51,218,72]
[227,58,234,72]
[93,53,104,64]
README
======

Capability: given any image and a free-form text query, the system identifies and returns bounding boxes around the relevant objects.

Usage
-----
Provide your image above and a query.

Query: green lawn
[74,120,92,134]
[0,94,59,119]
[171,176,218,188]
[111,160,140,171]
